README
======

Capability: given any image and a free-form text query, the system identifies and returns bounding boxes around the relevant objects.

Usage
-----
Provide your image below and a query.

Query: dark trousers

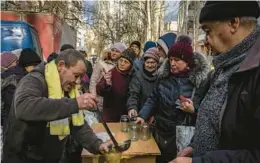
[153,127,177,163]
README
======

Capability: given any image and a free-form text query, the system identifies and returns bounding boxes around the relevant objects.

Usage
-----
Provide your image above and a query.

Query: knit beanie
[130,41,141,50]
[111,42,127,53]
[1,52,18,68]
[47,52,58,63]
[199,1,260,23]
[19,48,41,67]
[157,33,177,54]
[60,44,75,52]
[168,35,193,66]
[143,47,160,63]
[143,41,157,53]
[121,48,137,65]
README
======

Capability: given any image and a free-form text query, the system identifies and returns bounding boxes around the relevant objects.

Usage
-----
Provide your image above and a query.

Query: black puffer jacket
[127,66,158,112]
[1,65,25,129]
[139,53,210,132]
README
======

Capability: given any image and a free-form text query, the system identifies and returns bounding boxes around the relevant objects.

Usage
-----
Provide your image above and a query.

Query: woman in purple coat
[96,48,136,122]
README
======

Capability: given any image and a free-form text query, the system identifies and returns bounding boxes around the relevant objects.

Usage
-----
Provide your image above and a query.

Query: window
[30,28,43,60]
[1,26,26,52]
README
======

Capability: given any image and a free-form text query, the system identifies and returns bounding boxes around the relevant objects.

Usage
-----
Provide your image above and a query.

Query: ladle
[96,107,131,152]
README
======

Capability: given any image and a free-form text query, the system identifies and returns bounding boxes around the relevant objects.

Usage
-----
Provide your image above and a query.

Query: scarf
[192,25,260,156]
[170,68,191,78]
[45,61,84,140]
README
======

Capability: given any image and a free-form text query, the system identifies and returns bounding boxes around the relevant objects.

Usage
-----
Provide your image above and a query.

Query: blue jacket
[139,74,194,132]
[138,52,210,132]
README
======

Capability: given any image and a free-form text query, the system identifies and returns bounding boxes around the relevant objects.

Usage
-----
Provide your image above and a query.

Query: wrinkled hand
[76,93,98,110]
[104,69,112,85]
[135,117,145,124]
[128,109,138,118]
[99,141,113,154]
[177,147,193,157]
[169,157,192,163]
[180,99,194,114]
[148,116,155,125]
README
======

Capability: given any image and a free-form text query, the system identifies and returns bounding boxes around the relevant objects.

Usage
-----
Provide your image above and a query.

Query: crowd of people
[1,1,260,163]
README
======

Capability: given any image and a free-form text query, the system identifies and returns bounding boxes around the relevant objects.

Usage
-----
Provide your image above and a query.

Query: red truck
[1,11,77,60]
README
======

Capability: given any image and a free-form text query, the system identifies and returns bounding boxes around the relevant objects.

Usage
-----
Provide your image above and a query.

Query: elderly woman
[1,52,18,72]
[89,42,127,96]
[89,43,127,110]
[127,47,160,120]
[136,36,210,163]
[96,48,136,122]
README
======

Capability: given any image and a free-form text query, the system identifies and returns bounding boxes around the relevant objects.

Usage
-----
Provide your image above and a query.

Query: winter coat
[157,52,211,112]
[139,52,210,132]
[133,58,142,72]
[96,67,132,122]
[1,65,25,128]
[192,31,260,163]
[3,62,103,163]
[89,60,115,96]
[127,66,158,112]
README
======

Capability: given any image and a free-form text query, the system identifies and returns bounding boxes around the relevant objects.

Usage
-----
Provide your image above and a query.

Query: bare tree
[1,1,86,27]
[85,0,173,53]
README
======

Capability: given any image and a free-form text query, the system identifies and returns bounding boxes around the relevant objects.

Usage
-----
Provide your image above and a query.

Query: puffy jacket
[127,66,158,112]
[139,53,210,132]
[1,65,25,129]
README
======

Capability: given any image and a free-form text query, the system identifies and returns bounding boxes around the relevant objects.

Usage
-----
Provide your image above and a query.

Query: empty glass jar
[120,115,130,132]
[128,121,139,141]
[139,123,152,141]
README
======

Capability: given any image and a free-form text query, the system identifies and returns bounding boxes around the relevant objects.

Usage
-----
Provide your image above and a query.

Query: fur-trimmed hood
[157,52,210,88]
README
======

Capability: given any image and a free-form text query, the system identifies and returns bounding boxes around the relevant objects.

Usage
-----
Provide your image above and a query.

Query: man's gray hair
[55,49,86,68]
[240,16,257,27]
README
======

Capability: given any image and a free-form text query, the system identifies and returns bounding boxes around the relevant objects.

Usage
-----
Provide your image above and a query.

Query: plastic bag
[176,125,195,153]
[84,111,99,126]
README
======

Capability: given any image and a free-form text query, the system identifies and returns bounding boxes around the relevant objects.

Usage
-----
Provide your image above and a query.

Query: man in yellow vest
[3,49,111,163]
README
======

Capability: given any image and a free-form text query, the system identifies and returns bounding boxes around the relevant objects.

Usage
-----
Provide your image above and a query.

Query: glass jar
[120,115,130,132]
[104,151,121,163]
[139,123,151,141]
[128,121,139,141]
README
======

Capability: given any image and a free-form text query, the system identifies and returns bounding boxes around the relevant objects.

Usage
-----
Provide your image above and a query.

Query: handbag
[176,122,195,153]
[176,88,196,153]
